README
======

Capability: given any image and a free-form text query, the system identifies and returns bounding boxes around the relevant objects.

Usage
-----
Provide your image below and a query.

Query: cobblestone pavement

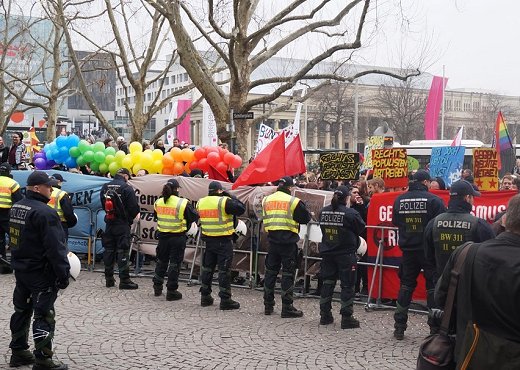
[0,271,428,369]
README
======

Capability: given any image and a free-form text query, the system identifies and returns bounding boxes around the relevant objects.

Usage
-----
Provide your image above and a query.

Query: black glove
[56,277,70,290]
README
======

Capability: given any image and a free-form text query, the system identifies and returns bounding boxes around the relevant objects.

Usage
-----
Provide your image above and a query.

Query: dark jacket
[424,198,495,276]
[265,188,312,244]
[100,175,140,225]
[392,182,446,250]
[319,203,366,255]
[9,190,69,281]
[435,232,520,360]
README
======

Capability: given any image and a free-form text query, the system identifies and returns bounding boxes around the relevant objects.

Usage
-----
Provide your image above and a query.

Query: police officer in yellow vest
[197,181,245,310]
[0,163,21,274]
[262,176,311,318]
[49,173,77,239]
[153,179,199,301]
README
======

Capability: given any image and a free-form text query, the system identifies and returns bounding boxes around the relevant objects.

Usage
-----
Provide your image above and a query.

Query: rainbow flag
[492,111,513,171]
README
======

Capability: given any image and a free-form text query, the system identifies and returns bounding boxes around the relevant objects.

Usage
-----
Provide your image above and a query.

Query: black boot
[32,357,68,370]
[153,285,162,297]
[166,290,182,301]
[220,298,240,310]
[264,304,274,316]
[281,305,304,318]
[341,315,360,329]
[201,295,214,307]
[9,349,35,367]
[105,277,115,288]
[119,279,138,290]
[319,311,334,325]
[393,325,406,340]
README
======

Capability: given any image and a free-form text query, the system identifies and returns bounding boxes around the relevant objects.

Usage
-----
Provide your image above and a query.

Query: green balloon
[104,147,116,156]
[78,140,91,154]
[93,141,105,152]
[83,150,95,163]
[99,163,108,174]
[94,151,106,163]
[108,161,120,175]
[114,150,126,163]
[90,162,100,172]
[69,147,81,158]
[105,154,115,165]
[408,156,420,171]
[76,155,86,167]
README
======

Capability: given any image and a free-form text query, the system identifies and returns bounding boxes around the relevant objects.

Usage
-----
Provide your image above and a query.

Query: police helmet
[68,252,81,280]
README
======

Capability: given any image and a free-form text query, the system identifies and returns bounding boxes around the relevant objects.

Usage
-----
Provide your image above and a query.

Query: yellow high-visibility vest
[262,191,299,234]
[154,196,188,233]
[48,187,67,222]
[196,196,234,237]
[0,176,20,209]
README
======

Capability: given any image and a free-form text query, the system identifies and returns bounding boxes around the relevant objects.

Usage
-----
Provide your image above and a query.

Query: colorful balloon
[69,147,81,158]
[231,155,243,169]
[206,152,220,166]
[78,140,91,154]
[104,146,116,156]
[83,151,94,163]
[170,147,183,162]
[129,141,142,154]
[194,148,206,160]
[223,152,235,165]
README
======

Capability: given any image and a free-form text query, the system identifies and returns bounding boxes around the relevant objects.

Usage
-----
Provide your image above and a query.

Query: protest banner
[473,148,499,191]
[371,148,408,188]
[319,152,360,180]
[366,189,515,300]
[429,146,465,187]
[361,135,384,170]
[254,123,278,156]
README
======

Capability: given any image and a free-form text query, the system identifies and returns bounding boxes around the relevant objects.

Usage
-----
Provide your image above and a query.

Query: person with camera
[318,185,366,328]
[152,179,199,300]
[100,168,140,290]
[8,171,70,369]
[262,177,311,318]
[196,181,245,310]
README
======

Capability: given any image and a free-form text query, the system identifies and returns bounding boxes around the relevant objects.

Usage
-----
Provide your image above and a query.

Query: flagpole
[440,65,446,140]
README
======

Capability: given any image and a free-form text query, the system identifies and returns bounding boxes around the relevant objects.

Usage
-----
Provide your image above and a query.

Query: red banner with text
[367,189,516,301]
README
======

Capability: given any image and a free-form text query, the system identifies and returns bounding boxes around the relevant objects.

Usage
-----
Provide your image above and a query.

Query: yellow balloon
[132,162,143,175]
[151,160,163,173]
[130,151,142,164]
[152,149,163,160]
[114,150,126,164]
[129,141,143,154]
[121,156,133,169]
[141,152,153,169]
[171,147,183,162]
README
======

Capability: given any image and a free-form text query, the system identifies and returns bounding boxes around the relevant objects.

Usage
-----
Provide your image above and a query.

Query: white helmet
[68,252,81,280]
[235,220,247,236]
[357,237,368,257]
[186,222,199,238]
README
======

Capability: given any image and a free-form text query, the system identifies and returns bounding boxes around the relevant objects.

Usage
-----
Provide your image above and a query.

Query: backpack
[104,186,127,221]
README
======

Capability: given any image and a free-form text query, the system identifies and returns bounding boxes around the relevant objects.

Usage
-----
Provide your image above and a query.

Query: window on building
[454,100,461,111]
[464,102,471,111]
[172,75,176,84]
[473,101,480,111]
[183,73,188,82]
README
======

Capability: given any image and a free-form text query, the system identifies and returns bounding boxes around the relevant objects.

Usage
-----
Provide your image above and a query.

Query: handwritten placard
[429,146,465,187]
[319,152,360,180]
[361,136,384,170]
[371,148,408,188]
[473,148,499,191]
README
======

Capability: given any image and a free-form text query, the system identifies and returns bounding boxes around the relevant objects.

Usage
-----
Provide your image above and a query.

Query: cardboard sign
[319,152,360,180]
[371,148,408,188]
[361,135,384,170]
[473,148,499,191]
[429,146,465,187]
[293,189,328,221]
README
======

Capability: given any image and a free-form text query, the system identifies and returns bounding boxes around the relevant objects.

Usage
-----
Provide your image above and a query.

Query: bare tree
[147,0,421,160]
[377,77,427,144]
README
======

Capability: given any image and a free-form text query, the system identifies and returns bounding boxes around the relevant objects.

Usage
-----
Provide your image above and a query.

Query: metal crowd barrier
[68,206,94,269]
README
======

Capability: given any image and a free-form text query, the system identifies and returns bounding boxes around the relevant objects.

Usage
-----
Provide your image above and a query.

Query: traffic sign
[233,112,254,120]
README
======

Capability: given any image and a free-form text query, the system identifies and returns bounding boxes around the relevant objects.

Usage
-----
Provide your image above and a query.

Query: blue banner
[429,146,465,187]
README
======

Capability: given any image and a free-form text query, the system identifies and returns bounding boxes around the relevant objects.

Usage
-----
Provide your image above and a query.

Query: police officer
[318,185,366,328]
[152,179,199,300]
[196,181,245,310]
[392,169,446,340]
[262,176,311,318]
[8,171,70,369]
[0,163,22,274]
[49,173,77,239]
[100,168,140,289]
[425,180,495,278]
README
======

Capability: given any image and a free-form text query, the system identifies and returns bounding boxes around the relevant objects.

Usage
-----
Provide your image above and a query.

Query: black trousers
[0,213,9,257]
[153,234,186,291]
[199,238,234,300]
[263,242,298,307]
[320,252,357,317]
[102,223,131,280]
[394,249,436,328]
[10,271,58,359]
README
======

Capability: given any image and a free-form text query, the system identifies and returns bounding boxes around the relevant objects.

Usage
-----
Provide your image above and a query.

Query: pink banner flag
[176,99,192,143]
[424,76,448,140]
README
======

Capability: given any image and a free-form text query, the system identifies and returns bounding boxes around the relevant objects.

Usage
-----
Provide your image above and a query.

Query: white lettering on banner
[202,100,218,147]
[387,229,398,246]
[472,204,507,223]
[378,206,393,222]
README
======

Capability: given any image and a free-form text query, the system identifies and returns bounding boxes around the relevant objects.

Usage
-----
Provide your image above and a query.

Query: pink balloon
[206,151,220,166]
[231,155,242,169]
[216,161,228,174]
[223,152,235,165]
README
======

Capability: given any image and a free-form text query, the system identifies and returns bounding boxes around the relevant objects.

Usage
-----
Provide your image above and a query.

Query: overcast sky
[403,1,519,96]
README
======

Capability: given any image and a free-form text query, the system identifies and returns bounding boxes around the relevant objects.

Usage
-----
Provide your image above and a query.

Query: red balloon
[231,155,242,169]
[190,160,199,169]
[223,152,235,165]
[206,146,219,155]
[216,161,228,173]
[198,158,209,172]
[206,151,220,166]
[194,148,206,160]
[10,111,24,123]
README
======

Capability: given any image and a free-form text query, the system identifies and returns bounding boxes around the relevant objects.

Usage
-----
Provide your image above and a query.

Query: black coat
[100,175,140,225]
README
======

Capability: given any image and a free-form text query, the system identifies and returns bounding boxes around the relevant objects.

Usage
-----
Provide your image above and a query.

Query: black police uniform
[392,180,446,336]
[318,197,366,328]
[100,173,140,289]
[263,187,311,317]
[0,168,22,273]
[425,197,495,277]
[9,182,69,369]
[152,190,199,300]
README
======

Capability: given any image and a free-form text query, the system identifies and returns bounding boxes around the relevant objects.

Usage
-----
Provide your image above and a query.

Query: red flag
[284,134,306,176]
[232,133,285,189]
[207,164,230,182]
